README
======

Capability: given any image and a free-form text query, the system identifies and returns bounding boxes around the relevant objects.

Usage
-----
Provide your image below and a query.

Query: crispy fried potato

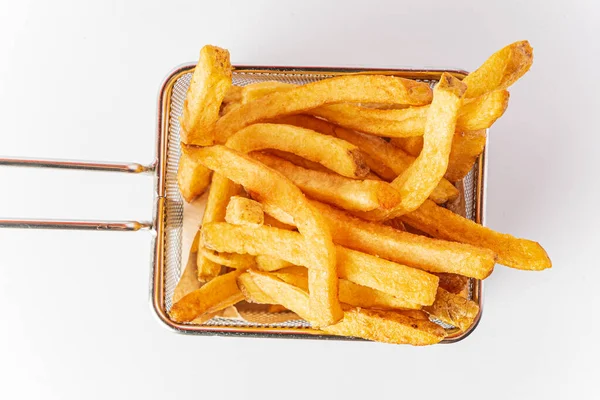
[402,200,551,270]
[236,272,276,304]
[255,255,294,272]
[239,81,295,103]
[246,271,445,345]
[263,214,297,231]
[392,129,488,182]
[177,152,213,202]
[214,75,433,142]
[252,152,401,212]
[458,90,509,131]
[169,270,244,323]
[391,136,423,157]
[180,45,232,145]
[463,40,533,98]
[199,248,256,269]
[436,273,470,296]
[226,123,368,178]
[225,196,264,227]
[273,266,421,310]
[223,85,243,103]
[445,129,488,182]
[274,115,459,204]
[187,144,342,326]
[423,288,480,332]
[266,150,333,174]
[307,89,506,138]
[311,201,496,279]
[310,104,427,138]
[194,172,241,281]
[202,222,439,305]
[390,74,466,215]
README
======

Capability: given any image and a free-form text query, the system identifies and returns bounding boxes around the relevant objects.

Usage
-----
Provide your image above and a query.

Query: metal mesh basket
[158,66,485,340]
[1,64,486,343]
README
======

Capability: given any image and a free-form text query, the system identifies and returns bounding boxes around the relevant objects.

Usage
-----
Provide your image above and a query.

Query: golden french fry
[274,115,458,204]
[177,152,213,202]
[309,104,426,138]
[423,288,480,332]
[463,40,533,98]
[186,144,342,326]
[402,199,552,270]
[435,273,470,296]
[266,150,333,174]
[236,272,276,304]
[180,45,232,145]
[311,201,496,279]
[223,85,243,103]
[390,74,466,215]
[246,271,446,345]
[391,136,423,157]
[214,75,433,142]
[195,172,241,281]
[306,88,506,138]
[263,214,297,231]
[252,152,401,212]
[202,222,439,305]
[255,255,295,272]
[199,248,256,269]
[458,90,509,131]
[225,196,264,227]
[392,129,488,183]
[273,266,421,310]
[226,123,369,178]
[445,129,488,182]
[169,270,244,323]
[239,81,295,103]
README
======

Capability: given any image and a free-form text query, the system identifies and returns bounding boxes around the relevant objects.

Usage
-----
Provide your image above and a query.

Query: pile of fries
[172,42,551,345]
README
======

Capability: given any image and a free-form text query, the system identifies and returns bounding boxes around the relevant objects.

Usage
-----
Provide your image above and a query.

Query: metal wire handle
[0,156,155,231]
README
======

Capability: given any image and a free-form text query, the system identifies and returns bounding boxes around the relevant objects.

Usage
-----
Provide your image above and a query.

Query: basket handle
[0,156,155,231]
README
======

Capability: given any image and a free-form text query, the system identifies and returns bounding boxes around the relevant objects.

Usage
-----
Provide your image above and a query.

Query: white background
[1,0,599,399]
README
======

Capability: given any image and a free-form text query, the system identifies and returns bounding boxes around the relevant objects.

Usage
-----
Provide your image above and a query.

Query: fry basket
[0,64,487,343]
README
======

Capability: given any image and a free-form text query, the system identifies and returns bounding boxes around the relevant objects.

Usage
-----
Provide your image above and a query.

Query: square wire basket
[151,64,487,343]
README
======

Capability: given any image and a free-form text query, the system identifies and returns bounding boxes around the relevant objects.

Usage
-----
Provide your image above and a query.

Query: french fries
[390,73,466,215]
[311,201,496,279]
[201,222,439,305]
[226,123,369,178]
[423,288,480,332]
[275,115,459,204]
[252,152,401,212]
[186,144,343,326]
[170,270,245,323]
[225,196,264,227]
[436,273,471,295]
[402,200,552,270]
[199,248,256,269]
[177,152,213,202]
[180,45,232,145]
[173,42,551,345]
[445,129,488,182]
[463,40,533,98]
[243,271,446,345]
[214,75,433,142]
[194,172,241,281]
[273,267,421,310]
[392,129,489,183]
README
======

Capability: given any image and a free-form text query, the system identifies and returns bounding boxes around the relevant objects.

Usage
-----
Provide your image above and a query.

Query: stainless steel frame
[0,63,487,344]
